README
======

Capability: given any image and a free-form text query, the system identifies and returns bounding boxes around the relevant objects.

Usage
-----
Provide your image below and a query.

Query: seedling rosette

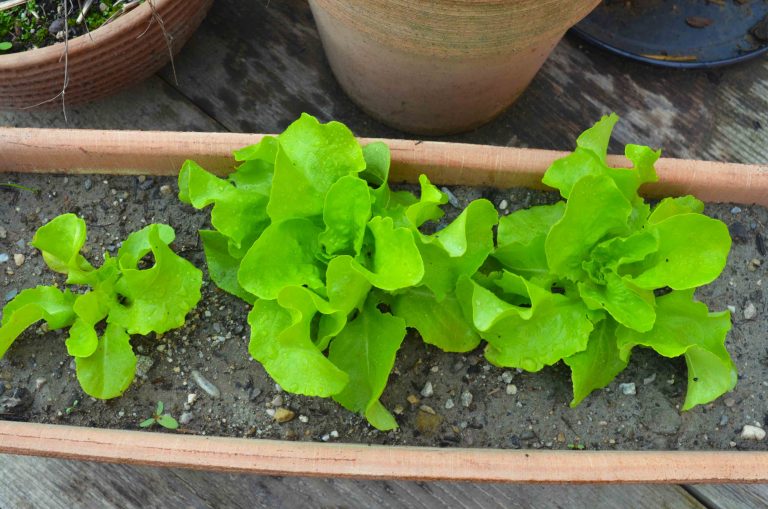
[0,215,202,399]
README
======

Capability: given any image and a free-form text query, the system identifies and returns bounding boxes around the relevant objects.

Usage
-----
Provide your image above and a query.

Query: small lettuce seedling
[0,214,202,399]
[139,401,179,430]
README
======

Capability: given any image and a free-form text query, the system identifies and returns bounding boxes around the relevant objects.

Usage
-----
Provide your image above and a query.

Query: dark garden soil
[0,0,134,54]
[0,173,766,451]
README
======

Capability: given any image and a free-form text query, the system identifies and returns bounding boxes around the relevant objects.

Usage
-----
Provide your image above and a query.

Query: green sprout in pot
[139,401,179,430]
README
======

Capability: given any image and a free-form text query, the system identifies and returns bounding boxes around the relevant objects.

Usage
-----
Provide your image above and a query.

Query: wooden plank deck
[1,0,766,506]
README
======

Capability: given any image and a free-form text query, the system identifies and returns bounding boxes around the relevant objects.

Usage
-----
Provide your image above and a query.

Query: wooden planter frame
[0,128,766,483]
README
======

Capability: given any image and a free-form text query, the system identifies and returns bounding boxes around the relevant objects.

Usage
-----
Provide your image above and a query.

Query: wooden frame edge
[1,421,766,483]
[0,127,766,482]
[1,128,766,206]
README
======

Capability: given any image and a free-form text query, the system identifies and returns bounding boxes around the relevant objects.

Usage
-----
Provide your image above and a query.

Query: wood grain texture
[686,484,768,509]
[0,421,767,483]
[0,128,765,206]
[0,454,706,509]
[156,0,768,167]
[0,76,226,132]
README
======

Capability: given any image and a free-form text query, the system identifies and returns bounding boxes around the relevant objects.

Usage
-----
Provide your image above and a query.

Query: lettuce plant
[181,113,735,429]
[465,114,734,410]
[179,114,496,430]
[0,214,202,399]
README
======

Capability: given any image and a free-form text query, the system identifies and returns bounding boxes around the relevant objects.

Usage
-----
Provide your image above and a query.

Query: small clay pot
[0,0,213,110]
[308,0,600,135]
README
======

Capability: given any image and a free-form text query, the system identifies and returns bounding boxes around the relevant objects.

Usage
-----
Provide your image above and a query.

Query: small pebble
[740,425,766,441]
[134,355,154,378]
[299,415,309,423]
[499,199,508,210]
[3,289,16,302]
[159,184,173,195]
[273,407,295,423]
[724,397,736,407]
[506,384,518,395]
[744,302,757,321]
[191,370,221,398]
[727,305,736,313]
[13,254,24,267]
[406,394,420,405]
[330,430,339,438]
[49,18,64,34]
[266,408,276,417]
[619,382,636,395]
[719,414,729,427]
[179,412,193,425]
[445,398,455,410]
[83,178,93,191]
[321,434,331,442]
[34,378,47,390]
[418,404,435,415]
[460,391,473,408]
[440,187,460,208]
[271,394,284,407]
[420,381,433,398]
[99,2,108,13]
[0,227,6,239]
[501,371,514,384]
[0,254,8,264]
[186,393,197,406]
[643,373,656,385]
[731,206,742,214]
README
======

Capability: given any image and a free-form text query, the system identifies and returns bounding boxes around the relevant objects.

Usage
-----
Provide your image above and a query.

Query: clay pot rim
[0,0,172,69]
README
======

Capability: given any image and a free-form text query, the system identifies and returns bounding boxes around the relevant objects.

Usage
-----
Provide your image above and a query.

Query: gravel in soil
[0,173,766,451]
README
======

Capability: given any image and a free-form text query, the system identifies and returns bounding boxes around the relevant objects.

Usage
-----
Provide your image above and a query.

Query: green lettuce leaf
[238,218,324,300]
[545,175,632,281]
[360,141,391,187]
[75,323,137,399]
[494,202,565,275]
[319,175,372,257]
[648,195,704,224]
[31,213,94,284]
[267,113,366,222]
[0,287,76,358]
[405,174,448,229]
[615,289,735,410]
[247,292,348,397]
[417,199,498,300]
[392,288,480,352]
[109,225,202,335]
[328,295,406,430]
[350,216,424,291]
[199,230,256,304]
[564,320,628,407]
[626,214,731,290]
[457,273,593,372]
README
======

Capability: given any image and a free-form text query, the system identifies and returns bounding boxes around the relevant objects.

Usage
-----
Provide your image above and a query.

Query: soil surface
[0,0,136,54]
[0,173,766,451]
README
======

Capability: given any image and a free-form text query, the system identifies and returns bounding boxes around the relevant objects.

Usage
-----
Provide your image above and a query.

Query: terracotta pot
[0,0,213,110]
[308,0,600,135]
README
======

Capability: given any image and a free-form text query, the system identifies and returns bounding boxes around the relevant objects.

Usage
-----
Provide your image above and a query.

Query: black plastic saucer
[571,0,768,69]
